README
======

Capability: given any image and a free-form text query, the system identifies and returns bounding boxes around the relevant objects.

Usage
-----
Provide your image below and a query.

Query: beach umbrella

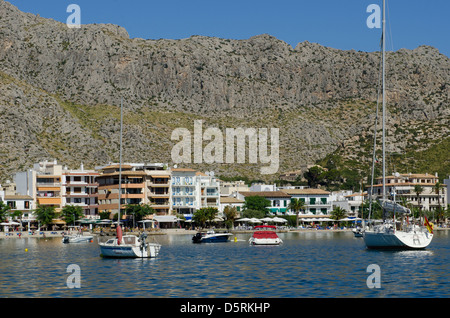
[260,217,274,222]
[272,217,287,223]
[249,218,262,223]
[1,221,20,225]
[236,218,251,222]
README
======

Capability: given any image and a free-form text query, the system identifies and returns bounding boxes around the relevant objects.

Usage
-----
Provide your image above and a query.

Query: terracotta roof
[281,188,330,195]
[220,197,244,203]
[377,174,438,179]
[4,195,33,200]
[240,191,291,198]
[172,168,197,172]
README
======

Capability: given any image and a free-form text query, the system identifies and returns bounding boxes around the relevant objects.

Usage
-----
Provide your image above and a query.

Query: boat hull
[99,243,161,258]
[62,235,94,243]
[363,230,432,249]
[249,238,282,245]
[192,233,232,243]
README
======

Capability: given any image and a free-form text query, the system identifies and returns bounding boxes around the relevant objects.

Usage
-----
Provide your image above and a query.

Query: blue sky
[7,0,450,56]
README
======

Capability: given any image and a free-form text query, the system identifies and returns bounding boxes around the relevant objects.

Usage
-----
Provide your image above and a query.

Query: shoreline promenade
[1,227,448,239]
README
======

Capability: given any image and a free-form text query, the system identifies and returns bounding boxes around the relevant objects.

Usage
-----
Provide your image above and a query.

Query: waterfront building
[96,163,147,218]
[280,188,332,215]
[171,168,221,220]
[219,180,249,196]
[14,160,64,212]
[61,163,99,217]
[14,160,99,218]
[249,183,277,192]
[329,190,367,217]
[443,176,450,210]
[219,196,245,215]
[96,162,172,220]
[235,191,292,215]
[145,163,172,215]
[369,173,447,211]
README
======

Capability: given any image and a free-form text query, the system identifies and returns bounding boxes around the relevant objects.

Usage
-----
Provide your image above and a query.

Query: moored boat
[249,225,283,245]
[97,98,161,258]
[99,230,161,258]
[62,233,94,243]
[362,0,433,250]
[192,230,232,243]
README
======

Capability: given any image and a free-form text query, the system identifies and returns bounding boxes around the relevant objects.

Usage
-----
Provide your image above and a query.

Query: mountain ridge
[0,0,448,182]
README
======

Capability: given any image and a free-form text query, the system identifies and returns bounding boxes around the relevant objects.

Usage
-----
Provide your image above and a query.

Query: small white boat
[99,229,161,258]
[192,230,232,243]
[352,227,364,238]
[62,233,94,243]
[249,225,283,245]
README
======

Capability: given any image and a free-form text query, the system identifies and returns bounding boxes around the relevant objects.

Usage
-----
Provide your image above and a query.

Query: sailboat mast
[382,0,386,203]
[118,97,123,223]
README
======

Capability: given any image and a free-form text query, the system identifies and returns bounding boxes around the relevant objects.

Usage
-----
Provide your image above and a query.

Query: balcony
[172,191,196,197]
[37,197,61,205]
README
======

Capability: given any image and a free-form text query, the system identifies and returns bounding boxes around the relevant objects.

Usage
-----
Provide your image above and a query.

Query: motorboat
[192,230,232,243]
[352,227,363,238]
[249,225,283,245]
[62,233,94,243]
[99,230,161,258]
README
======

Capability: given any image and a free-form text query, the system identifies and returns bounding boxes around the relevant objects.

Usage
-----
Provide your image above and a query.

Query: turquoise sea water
[0,230,449,298]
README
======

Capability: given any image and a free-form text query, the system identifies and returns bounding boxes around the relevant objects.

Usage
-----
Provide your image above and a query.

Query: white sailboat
[363,0,433,249]
[99,98,161,258]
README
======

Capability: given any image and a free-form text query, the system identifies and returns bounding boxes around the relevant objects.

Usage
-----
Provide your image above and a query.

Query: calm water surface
[0,231,449,298]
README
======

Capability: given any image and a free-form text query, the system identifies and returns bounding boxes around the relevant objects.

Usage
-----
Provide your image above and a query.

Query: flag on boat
[424,216,433,234]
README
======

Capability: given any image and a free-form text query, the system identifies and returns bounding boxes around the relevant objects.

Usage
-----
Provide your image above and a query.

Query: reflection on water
[0,231,449,297]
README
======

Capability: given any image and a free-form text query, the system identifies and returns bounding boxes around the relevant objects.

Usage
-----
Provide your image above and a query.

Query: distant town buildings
[369,173,448,211]
[1,160,447,225]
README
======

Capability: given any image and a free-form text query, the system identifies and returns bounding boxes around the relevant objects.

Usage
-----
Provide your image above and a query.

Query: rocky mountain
[0,1,448,182]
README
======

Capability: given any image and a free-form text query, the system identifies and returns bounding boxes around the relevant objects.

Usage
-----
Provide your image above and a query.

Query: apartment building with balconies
[15,160,63,212]
[61,163,99,217]
[370,172,447,211]
[144,163,171,215]
[171,168,221,219]
[96,163,146,217]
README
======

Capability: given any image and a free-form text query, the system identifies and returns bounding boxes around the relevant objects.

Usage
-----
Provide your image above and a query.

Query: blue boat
[192,230,232,243]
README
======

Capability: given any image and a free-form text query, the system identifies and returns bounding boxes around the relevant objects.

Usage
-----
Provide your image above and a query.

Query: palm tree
[125,203,155,228]
[288,198,305,228]
[61,205,84,227]
[331,206,347,222]
[223,205,238,229]
[34,205,56,230]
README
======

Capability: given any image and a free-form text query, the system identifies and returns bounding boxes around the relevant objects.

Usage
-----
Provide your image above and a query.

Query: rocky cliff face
[0,1,448,181]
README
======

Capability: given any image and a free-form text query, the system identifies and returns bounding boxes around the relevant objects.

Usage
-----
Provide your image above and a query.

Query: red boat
[249,225,283,245]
